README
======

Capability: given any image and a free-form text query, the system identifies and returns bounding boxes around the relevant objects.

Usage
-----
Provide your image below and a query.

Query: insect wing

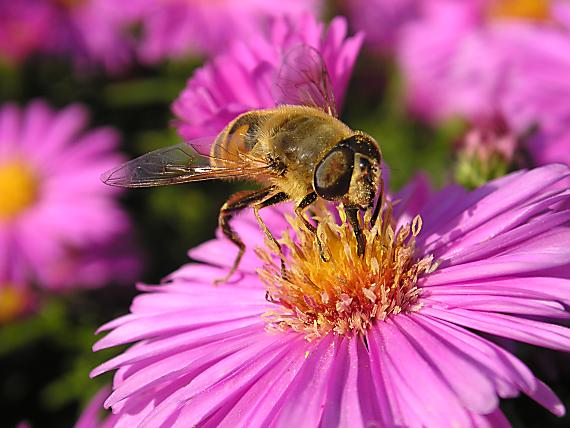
[275,44,338,117]
[101,142,267,188]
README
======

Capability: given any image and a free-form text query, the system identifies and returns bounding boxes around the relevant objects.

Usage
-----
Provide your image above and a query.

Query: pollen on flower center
[488,0,550,22]
[0,160,39,221]
[257,202,436,341]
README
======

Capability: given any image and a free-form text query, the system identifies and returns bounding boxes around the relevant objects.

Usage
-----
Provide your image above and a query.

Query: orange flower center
[0,284,31,324]
[0,160,39,221]
[488,0,551,22]
[257,202,435,341]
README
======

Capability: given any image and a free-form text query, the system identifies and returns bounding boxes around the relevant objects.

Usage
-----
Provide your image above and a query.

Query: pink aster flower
[132,0,321,64]
[499,25,570,166]
[398,0,570,125]
[172,14,363,140]
[0,0,59,64]
[0,100,139,291]
[0,0,137,73]
[345,0,422,52]
[93,164,570,426]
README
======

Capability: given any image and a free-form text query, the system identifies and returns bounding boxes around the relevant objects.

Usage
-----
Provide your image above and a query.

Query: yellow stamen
[257,200,436,341]
[488,0,551,22]
[0,284,31,324]
[0,160,39,221]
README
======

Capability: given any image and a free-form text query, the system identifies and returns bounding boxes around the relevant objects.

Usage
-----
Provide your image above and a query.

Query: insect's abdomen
[210,112,263,168]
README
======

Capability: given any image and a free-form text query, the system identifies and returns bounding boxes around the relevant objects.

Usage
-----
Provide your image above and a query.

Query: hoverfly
[102,46,382,283]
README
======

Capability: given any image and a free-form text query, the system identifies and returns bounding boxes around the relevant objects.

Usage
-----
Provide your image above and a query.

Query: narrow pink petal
[393,315,498,413]
[424,277,570,306]
[140,333,300,427]
[91,319,262,376]
[423,294,569,318]
[0,103,21,156]
[104,330,265,409]
[271,334,337,427]
[214,337,311,428]
[374,320,472,428]
[438,204,570,264]
[423,248,570,286]
[367,326,406,427]
[422,306,570,352]
[93,307,263,351]
[421,165,569,253]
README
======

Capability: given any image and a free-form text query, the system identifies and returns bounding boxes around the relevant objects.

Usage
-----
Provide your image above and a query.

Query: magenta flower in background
[0,101,139,291]
[172,13,363,140]
[0,0,138,73]
[0,0,59,64]
[345,0,422,52]
[132,0,321,64]
[92,164,570,427]
[499,25,570,166]
[0,0,321,71]
[397,0,570,166]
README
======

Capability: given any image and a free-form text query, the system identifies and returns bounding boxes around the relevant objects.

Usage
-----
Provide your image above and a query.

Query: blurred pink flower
[0,101,139,291]
[172,14,363,140]
[0,1,321,71]
[132,0,321,64]
[0,0,137,72]
[499,25,570,166]
[398,0,570,166]
[0,0,59,64]
[346,0,422,52]
[93,164,570,426]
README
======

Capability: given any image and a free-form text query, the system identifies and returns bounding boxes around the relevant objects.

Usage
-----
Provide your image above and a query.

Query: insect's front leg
[252,191,290,278]
[295,192,329,261]
[345,205,365,257]
[216,187,275,284]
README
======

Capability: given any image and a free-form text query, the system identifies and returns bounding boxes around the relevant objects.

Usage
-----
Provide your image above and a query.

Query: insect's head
[313,133,382,209]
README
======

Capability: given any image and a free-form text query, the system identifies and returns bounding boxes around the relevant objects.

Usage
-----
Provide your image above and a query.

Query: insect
[101,46,382,283]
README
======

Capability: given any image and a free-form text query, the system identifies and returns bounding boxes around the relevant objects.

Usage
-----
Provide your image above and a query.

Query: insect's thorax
[212,106,352,199]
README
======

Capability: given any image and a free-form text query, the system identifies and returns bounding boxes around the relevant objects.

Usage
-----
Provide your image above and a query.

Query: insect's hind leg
[252,192,290,277]
[216,187,275,284]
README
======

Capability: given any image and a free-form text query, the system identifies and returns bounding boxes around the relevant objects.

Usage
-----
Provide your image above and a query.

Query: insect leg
[345,205,365,257]
[252,192,290,277]
[216,187,275,284]
[295,192,329,261]
[370,179,384,228]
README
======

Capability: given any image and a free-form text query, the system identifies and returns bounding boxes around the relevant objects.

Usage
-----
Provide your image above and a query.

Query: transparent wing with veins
[101,139,270,188]
[275,44,338,117]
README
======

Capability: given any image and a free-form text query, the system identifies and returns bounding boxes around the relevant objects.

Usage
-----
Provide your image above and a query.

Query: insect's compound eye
[313,146,354,200]
[358,156,371,172]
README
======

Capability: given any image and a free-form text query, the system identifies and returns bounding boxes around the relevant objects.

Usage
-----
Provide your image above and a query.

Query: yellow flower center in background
[0,284,30,324]
[488,0,551,21]
[258,202,436,341]
[0,160,39,221]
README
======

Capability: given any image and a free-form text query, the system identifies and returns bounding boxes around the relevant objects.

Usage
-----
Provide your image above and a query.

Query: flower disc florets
[258,201,436,340]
